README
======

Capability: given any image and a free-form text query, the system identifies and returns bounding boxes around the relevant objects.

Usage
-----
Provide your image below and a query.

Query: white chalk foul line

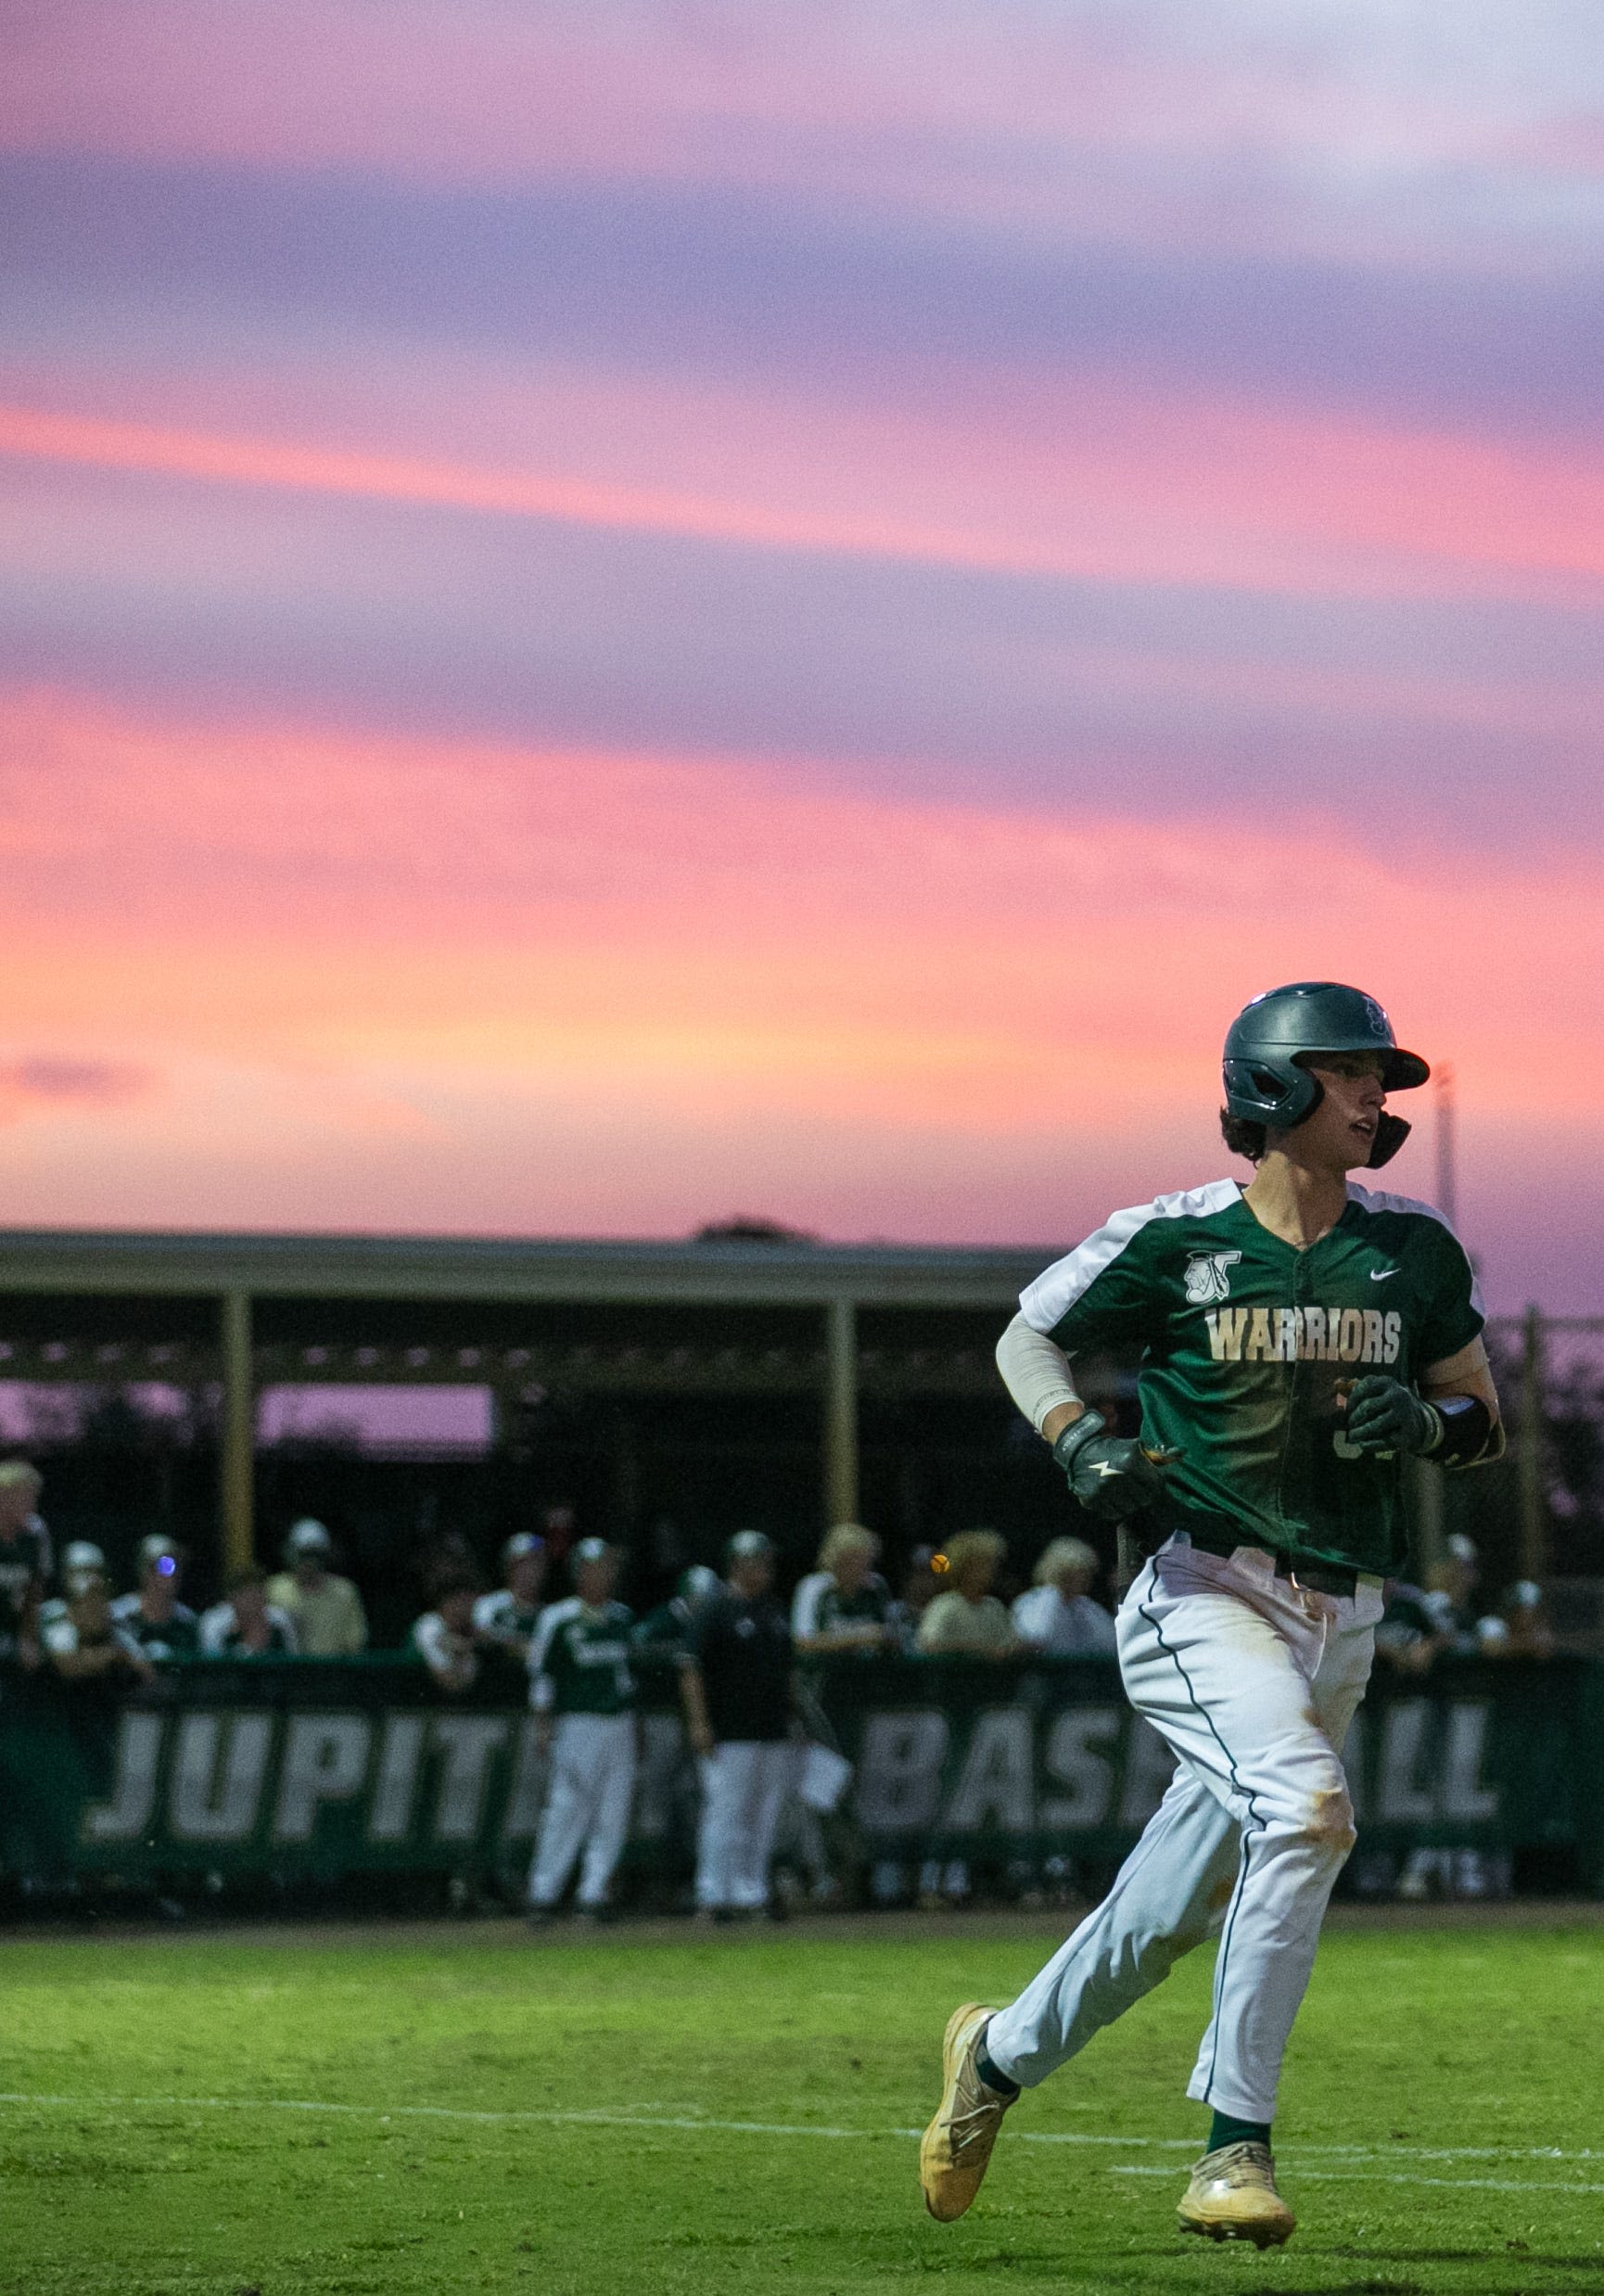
[2,2094,1601,2197]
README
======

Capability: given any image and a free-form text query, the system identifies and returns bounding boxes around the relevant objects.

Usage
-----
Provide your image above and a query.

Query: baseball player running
[920,982,1502,2248]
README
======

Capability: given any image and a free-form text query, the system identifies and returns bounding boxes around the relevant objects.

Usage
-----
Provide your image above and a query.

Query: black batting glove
[1342,1373,1441,1458]
[1050,1409,1169,1521]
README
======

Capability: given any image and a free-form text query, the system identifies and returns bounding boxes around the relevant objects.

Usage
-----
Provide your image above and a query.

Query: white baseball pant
[695,1740,796,1910]
[528,1712,637,1910]
[986,1536,1381,2124]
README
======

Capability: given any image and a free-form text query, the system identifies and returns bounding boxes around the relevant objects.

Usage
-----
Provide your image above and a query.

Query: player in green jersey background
[526,1537,637,1923]
[920,982,1503,2250]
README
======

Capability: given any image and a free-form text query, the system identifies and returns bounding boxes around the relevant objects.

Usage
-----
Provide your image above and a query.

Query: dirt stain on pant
[1306,1785,1357,1856]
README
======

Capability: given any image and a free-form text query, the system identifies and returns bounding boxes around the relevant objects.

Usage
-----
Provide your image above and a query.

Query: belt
[1178,1526,1358,1599]
[1272,1553,1358,1599]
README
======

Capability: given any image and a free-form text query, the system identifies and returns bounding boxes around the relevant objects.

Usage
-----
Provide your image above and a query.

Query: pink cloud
[0,682,1597,1306]
[5,391,1604,615]
[3,0,1588,262]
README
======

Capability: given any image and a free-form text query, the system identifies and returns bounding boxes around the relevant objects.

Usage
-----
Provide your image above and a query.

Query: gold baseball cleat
[918,2002,1013,2221]
[1177,2141,1296,2248]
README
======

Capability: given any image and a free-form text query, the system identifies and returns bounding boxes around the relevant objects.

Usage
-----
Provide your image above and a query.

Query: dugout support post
[219,1287,256,1576]
[1409,1455,1445,1580]
[1517,1303,1547,1585]
[823,1295,859,1526]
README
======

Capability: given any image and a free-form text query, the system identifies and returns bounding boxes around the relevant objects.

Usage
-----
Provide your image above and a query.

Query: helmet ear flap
[1287,1068,1324,1129]
[1222,1057,1322,1128]
[1367,1112,1410,1168]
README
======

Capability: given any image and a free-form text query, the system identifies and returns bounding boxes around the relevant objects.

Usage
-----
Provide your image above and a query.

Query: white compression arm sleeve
[995,1311,1082,1435]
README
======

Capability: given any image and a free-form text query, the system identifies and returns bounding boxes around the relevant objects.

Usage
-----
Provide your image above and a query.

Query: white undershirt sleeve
[995,1311,1083,1435]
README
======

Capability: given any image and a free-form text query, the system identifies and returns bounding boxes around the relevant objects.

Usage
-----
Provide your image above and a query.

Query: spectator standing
[473,1532,548,1667]
[411,1575,486,1694]
[1012,1538,1117,1657]
[1479,1580,1555,1660]
[889,1547,942,1652]
[916,1531,1020,1658]
[41,1566,154,1690]
[792,1524,895,1659]
[527,1538,637,1923]
[680,1530,796,1921]
[110,1536,198,1659]
[1419,1533,1483,1653]
[39,1540,107,1634]
[1374,1579,1447,1674]
[200,1569,299,1656]
[0,1461,51,1666]
[266,1519,367,1655]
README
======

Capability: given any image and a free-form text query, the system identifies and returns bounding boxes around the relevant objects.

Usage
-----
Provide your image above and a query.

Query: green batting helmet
[1223,982,1429,1168]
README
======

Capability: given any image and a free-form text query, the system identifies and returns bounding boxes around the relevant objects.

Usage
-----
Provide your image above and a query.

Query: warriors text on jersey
[1022,1179,1483,1578]
[528,1598,635,1716]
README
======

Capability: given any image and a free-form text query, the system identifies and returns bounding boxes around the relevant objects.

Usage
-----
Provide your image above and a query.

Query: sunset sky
[2,4,1601,1307]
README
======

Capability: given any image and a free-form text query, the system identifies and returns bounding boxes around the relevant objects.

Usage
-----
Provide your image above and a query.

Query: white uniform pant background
[528,1712,637,1910]
[987,1538,1381,2123]
[696,1740,796,1910]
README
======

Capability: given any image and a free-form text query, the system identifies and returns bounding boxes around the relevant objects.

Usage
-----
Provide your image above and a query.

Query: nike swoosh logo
[1370,1267,1399,1282]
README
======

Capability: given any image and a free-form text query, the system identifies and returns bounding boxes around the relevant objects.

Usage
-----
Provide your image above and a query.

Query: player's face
[1289,1052,1387,1171]
[575,1556,617,1605]
[508,1550,546,1602]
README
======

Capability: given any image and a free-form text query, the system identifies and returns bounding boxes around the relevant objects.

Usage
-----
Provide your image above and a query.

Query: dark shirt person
[199,1569,299,1656]
[473,1531,549,1667]
[680,1531,796,1920]
[110,1537,199,1659]
[411,1576,490,1695]
[41,1575,155,1693]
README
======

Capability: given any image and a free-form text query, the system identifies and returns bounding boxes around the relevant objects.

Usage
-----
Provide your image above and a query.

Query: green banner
[0,1654,1592,1890]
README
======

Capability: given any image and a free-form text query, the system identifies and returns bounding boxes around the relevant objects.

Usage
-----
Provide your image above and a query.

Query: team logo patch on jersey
[1183,1251,1242,1305]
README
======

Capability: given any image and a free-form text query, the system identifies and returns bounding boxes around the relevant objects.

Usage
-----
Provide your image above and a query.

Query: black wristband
[1428,1395,1496,1468]
[1050,1408,1107,1475]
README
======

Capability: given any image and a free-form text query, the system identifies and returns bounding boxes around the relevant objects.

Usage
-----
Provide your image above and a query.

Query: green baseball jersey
[472,1589,541,1647]
[631,1596,698,1667]
[792,1573,892,1648]
[108,1595,200,1659]
[1023,1179,1484,1578]
[528,1597,635,1716]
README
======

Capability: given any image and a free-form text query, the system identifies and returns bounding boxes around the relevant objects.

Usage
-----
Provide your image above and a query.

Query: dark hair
[226,1565,266,1596]
[1219,1108,1267,1163]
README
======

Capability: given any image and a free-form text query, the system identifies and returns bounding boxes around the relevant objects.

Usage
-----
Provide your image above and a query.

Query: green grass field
[2,1910,1602,2295]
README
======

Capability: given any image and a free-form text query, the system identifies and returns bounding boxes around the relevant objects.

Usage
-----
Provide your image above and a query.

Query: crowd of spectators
[1375,1533,1555,1673]
[0,1449,1564,1920]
